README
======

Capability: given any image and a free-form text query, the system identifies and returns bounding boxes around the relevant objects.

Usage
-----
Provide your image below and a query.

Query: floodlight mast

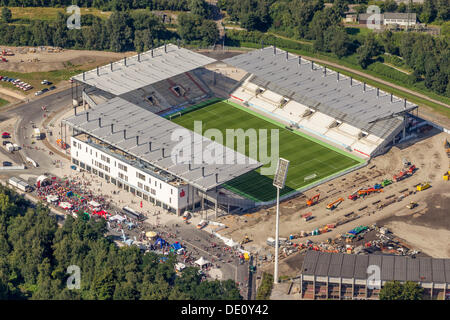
[273,158,290,284]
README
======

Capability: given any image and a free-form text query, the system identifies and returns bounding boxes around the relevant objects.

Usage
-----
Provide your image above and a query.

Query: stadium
[62,43,422,216]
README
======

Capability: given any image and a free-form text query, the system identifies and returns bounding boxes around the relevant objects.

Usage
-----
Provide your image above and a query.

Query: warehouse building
[299,251,450,300]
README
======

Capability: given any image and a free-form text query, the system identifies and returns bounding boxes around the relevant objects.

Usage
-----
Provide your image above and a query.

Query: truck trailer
[8,177,32,192]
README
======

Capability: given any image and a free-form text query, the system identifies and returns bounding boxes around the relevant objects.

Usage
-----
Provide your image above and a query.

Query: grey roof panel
[315,252,332,276]
[445,260,450,283]
[406,258,420,282]
[63,97,262,191]
[341,254,356,278]
[419,257,433,282]
[394,255,407,281]
[354,255,369,280]
[381,255,395,281]
[302,250,320,275]
[224,47,416,139]
[328,253,344,277]
[73,44,216,96]
[431,259,446,283]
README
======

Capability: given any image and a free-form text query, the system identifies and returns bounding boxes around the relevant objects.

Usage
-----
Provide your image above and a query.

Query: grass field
[172,101,362,202]
[0,97,9,108]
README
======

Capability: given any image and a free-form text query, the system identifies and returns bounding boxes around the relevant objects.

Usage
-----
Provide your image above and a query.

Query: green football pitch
[171,100,362,202]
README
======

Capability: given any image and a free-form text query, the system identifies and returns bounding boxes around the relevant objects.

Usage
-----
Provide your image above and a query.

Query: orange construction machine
[326,198,344,210]
[306,194,320,206]
[393,170,408,182]
[358,188,383,196]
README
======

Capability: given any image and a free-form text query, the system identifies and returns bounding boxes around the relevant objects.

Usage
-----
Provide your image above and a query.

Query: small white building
[383,12,417,27]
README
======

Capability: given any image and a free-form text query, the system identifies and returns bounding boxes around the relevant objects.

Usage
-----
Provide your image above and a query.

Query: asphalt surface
[3,86,76,168]
[1,87,255,299]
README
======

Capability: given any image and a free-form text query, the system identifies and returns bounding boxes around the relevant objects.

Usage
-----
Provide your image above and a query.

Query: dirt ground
[0,46,135,73]
[216,129,450,275]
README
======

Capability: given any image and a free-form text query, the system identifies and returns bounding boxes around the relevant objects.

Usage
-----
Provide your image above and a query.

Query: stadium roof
[301,251,450,283]
[63,97,262,192]
[72,44,216,96]
[223,47,418,139]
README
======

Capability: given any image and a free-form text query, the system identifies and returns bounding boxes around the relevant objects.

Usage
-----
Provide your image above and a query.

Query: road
[3,87,76,167]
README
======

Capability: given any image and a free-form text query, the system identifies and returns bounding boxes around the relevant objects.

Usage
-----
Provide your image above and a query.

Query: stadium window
[169,198,171,204]
[138,182,143,189]
[76,151,78,158]
[96,152,97,158]
[118,163,127,172]
[136,172,145,181]
[73,141,77,147]
[148,177,151,184]
[144,185,150,192]
[155,181,157,187]
[160,183,162,189]
[171,189,173,195]
[151,189,156,195]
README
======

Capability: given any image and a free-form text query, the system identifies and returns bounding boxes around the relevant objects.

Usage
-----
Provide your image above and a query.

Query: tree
[357,33,381,69]
[188,0,209,18]
[326,26,351,58]
[380,281,423,300]
[1,7,12,23]
[379,281,404,300]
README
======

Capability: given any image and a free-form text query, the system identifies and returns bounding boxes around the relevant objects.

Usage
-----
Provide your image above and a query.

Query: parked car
[41,88,49,93]
[2,161,12,167]
[2,140,10,145]
[35,91,43,96]
[49,85,56,91]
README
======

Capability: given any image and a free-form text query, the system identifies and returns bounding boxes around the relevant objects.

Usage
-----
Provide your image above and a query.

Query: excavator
[240,235,251,245]
[306,194,320,206]
[326,198,344,210]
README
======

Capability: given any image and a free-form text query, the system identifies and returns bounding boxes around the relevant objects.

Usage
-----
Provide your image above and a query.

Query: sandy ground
[215,129,450,271]
[0,46,135,73]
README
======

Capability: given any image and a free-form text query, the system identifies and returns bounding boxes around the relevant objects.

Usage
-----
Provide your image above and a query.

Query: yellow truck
[444,171,450,181]
[417,183,430,191]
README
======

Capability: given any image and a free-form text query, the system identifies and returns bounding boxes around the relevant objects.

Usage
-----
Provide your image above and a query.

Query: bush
[256,272,273,300]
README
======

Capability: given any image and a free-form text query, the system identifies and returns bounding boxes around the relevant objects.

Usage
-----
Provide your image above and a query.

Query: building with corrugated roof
[299,251,450,300]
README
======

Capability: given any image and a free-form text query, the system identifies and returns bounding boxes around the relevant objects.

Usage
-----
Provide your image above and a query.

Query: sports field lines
[172,101,362,202]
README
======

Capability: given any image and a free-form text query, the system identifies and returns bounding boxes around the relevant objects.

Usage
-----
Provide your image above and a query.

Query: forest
[0,184,242,300]
[219,0,449,97]
[0,0,190,11]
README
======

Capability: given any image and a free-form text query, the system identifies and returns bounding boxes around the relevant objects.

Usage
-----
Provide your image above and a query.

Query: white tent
[175,263,186,271]
[37,175,50,186]
[58,202,72,210]
[109,214,126,222]
[195,256,210,267]
[88,200,101,208]
[46,195,59,203]
[225,238,240,248]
